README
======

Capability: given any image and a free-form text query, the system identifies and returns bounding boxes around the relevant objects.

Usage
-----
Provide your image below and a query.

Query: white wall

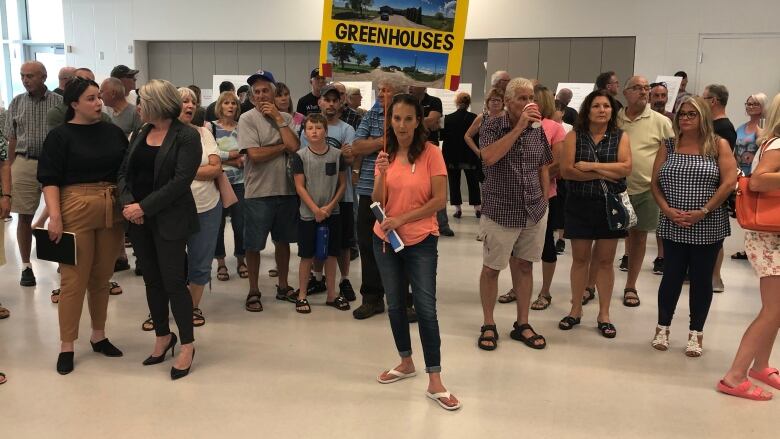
[63,0,780,94]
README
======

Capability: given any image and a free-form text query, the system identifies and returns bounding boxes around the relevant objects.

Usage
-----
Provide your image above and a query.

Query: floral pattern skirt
[745,231,780,278]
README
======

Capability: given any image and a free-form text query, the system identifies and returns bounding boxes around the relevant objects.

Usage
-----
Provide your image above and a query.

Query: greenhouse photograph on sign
[331,0,458,32]
[327,42,448,88]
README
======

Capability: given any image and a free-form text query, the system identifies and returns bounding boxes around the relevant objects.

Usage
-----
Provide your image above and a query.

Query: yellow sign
[319,0,469,91]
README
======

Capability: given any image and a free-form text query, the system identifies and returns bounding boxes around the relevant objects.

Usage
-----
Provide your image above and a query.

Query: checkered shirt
[340,107,363,131]
[354,103,385,196]
[567,128,627,197]
[3,89,62,158]
[479,113,553,228]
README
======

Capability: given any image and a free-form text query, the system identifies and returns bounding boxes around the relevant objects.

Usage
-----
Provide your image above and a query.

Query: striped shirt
[567,129,627,198]
[354,102,385,196]
[4,89,62,158]
[478,113,553,228]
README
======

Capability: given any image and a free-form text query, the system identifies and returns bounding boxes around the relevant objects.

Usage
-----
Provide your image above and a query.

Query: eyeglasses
[649,82,668,89]
[745,101,761,107]
[488,98,503,103]
[626,85,651,92]
[702,95,715,101]
[678,111,699,120]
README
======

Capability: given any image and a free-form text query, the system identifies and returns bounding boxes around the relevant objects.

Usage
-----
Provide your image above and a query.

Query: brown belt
[61,182,118,228]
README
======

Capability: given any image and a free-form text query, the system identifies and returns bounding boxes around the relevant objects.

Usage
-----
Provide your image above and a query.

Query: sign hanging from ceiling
[319,0,469,91]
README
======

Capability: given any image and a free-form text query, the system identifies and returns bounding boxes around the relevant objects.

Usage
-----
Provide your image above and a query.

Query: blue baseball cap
[247,69,276,86]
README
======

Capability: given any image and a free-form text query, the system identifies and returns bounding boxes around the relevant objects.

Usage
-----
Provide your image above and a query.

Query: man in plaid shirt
[476,77,552,351]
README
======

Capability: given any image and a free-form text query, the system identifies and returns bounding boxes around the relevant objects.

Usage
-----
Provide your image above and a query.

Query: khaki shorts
[480,211,548,270]
[0,223,5,266]
[629,190,659,232]
[11,156,42,215]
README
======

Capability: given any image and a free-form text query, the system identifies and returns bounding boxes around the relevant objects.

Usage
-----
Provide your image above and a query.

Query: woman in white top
[178,87,222,327]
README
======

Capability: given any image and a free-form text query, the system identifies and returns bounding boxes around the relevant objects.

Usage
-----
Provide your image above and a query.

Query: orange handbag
[735,139,780,232]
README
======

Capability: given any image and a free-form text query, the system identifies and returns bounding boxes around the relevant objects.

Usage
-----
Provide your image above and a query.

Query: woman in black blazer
[441,92,480,218]
[118,79,201,380]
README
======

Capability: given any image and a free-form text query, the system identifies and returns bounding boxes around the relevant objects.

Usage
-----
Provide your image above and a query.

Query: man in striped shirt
[4,61,62,287]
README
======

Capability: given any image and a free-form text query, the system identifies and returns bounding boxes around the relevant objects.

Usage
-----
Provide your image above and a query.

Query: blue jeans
[187,203,223,285]
[215,183,245,258]
[373,234,441,373]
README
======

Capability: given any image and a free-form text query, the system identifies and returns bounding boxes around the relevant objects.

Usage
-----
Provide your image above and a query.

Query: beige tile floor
[0,211,777,438]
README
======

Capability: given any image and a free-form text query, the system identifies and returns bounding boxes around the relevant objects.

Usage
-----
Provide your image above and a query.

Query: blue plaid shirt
[355,102,385,196]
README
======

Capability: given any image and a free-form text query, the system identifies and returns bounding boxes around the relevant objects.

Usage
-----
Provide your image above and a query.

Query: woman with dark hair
[38,77,129,374]
[372,94,459,411]
[118,79,201,380]
[274,82,305,135]
[558,90,632,339]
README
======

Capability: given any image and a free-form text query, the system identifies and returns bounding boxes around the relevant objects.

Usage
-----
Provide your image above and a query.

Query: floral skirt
[745,231,780,278]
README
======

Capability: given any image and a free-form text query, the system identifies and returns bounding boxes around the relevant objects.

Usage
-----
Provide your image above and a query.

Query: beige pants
[58,183,123,342]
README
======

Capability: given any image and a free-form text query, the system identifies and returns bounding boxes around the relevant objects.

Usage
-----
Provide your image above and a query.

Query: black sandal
[245,291,263,312]
[109,282,123,295]
[477,324,498,351]
[623,288,640,307]
[558,315,581,330]
[275,285,296,303]
[325,296,350,311]
[192,308,205,327]
[237,263,249,279]
[510,322,546,349]
[531,293,552,310]
[597,321,617,338]
[51,288,61,304]
[731,251,748,260]
[295,298,312,314]
[142,314,154,331]
[216,265,229,281]
[582,287,596,305]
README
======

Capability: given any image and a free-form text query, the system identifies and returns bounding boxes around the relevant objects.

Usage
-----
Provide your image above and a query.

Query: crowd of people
[0,61,778,407]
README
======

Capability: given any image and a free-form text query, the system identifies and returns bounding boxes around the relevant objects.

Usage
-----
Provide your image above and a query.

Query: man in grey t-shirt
[238,69,299,310]
[100,78,142,135]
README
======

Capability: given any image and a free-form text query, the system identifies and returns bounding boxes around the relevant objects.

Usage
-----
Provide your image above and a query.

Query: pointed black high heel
[143,333,178,366]
[171,347,195,380]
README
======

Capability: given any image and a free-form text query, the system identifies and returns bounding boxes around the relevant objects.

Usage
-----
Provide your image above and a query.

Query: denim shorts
[244,195,299,251]
[187,203,223,285]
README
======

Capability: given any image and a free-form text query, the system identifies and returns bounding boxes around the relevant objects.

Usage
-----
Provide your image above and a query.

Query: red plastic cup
[524,103,542,128]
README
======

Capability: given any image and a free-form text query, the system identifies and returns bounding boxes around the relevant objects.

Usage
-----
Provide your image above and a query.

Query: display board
[654,75,683,113]
[556,82,595,113]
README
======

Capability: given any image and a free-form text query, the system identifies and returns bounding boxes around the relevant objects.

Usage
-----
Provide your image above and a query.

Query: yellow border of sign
[319,0,469,90]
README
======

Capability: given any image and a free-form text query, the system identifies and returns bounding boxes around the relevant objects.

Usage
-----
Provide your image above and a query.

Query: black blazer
[441,108,478,167]
[117,119,201,241]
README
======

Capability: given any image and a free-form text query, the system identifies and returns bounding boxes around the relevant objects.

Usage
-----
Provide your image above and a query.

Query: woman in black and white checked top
[559,90,632,339]
[649,96,736,357]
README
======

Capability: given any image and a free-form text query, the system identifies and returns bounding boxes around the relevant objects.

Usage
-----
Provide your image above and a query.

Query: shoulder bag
[585,135,637,231]
[736,137,780,232]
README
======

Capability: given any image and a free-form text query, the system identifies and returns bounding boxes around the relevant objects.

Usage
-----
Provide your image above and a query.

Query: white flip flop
[376,368,417,384]
[426,391,461,411]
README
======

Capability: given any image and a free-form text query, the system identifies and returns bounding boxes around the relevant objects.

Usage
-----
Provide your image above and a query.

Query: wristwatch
[352,169,360,174]
[277,121,289,128]
[701,207,710,215]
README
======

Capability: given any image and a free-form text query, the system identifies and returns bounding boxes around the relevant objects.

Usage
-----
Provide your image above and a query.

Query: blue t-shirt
[300,119,355,202]
[213,122,243,185]
[735,123,759,176]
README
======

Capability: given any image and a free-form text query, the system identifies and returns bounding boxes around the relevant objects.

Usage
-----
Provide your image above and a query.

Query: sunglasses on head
[649,82,667,89]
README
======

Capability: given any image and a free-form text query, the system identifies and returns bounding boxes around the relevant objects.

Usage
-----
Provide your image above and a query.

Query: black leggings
[129,223,194,344]
[657,239,723,331]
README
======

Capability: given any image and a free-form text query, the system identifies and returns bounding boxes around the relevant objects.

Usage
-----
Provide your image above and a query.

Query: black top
[205,101,218,122]
[192,106,206,127]
[240,98,254,115]
[37,121,128,187]
[563,107,578,125]
[130,141,159,202]
[713,117,737,151]
[421,93,443,143]
[296,92,320,116]
[441,108,478,167]
[568,128,627,197]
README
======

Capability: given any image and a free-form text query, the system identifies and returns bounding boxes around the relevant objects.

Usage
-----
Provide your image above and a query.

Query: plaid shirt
[340,106,363,131]
[479,113,552,228]
[354,102,385,196]
[3,88,62,158]
[567,129,627,197]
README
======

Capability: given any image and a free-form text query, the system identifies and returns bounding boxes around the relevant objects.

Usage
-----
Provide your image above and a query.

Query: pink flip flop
[749,367,780,390]
[716,379,773,401]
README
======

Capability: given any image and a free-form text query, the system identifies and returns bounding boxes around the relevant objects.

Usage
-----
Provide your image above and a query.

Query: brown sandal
[245,291,263,312]
[51,289,61,304]
[530,293,552,310]
[109,282,123,295]
[237,263,249,279]
[498,289,517,303]
[0,303,9,319]
[217,265,229,281]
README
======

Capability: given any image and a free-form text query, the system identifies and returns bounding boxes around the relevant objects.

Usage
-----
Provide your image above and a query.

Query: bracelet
[701,207,710,215]
[277,121,289,128]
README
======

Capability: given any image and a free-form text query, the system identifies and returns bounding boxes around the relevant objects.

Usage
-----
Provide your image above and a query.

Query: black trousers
[447,167,481,206]
[657,239,723,331]
[129,222,194,344]
[357,195,385,302]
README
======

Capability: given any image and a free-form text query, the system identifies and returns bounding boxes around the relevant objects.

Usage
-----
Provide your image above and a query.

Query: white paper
[200,89,214,107]
[212,74,253,105]
[654,75,683,113]
[556,83,595,113]
[427,84,473,117]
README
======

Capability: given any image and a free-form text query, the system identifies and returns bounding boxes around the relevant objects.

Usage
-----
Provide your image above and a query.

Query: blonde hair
[674,96,719,157]
[504,77,534,103]
[758,93,780,145]
[139,79,181,121]
[177,87,198,103]
[747,92,768,118]
[214,91,240,121]
[533,85,555,119]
